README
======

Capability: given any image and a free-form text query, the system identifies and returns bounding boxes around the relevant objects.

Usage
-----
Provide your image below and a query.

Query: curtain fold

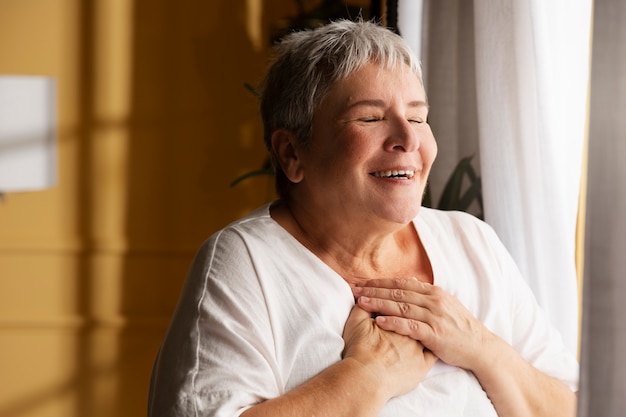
[472,0,592,355]
[400,0,626,411]
[400,0,591,357]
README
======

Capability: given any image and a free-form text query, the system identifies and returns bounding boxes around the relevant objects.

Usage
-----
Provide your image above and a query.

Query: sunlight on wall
[0,3,589,415]
[90,0,132,248]
[246,0,264,51]
[0,0,296,416]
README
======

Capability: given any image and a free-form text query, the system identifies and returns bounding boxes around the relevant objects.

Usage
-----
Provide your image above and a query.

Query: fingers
[342,304,374,351]
[344,303,373,328]
[352,280,490,370]
[373,314,430,341]
[358,278,433,293]
[351,280,444,347]
[353,282,440,318]
[341,303,440,398]
[423,348,438,368]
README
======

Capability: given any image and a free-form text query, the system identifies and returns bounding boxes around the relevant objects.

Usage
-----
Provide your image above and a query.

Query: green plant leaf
[434,154,484,218]
[243,82,260,98]
[230,168,275,187]
[459,177,482,211]
[438,155,476,210]
[422,182,433,208]
[459,166,484,219]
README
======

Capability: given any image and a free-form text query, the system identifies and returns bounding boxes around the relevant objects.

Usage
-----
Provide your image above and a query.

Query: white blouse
[148,204,578,417]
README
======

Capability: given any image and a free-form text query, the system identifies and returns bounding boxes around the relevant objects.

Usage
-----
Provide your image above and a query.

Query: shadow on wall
[0,2,370,417]
[70,1,272,416]
[119,1,268,415]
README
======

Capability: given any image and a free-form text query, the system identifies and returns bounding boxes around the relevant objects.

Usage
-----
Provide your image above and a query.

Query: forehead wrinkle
[343,99,429,111]
[408,100,430,111]
[345,99,386,109]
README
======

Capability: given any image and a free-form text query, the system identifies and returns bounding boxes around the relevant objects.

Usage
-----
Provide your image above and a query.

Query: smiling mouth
[370,169,415,179]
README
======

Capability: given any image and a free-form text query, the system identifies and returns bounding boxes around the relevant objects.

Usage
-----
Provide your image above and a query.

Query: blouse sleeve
[148,228,281,417]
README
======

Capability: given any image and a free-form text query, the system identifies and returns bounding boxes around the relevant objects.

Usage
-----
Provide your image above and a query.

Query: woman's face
[292,62,437,225]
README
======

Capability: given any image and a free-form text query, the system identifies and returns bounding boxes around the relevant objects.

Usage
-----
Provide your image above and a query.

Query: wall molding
[0,239,199,256]
[0,315,171,329]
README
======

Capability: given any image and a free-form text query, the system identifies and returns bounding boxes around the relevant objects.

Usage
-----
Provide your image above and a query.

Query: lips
[370,169,415,179]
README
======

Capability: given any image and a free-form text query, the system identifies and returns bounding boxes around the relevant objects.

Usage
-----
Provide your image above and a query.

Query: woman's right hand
[342,304,437,400]
[241,305,436,417]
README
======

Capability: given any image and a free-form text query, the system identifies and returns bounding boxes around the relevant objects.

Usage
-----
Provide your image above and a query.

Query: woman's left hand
[352,278,493,371]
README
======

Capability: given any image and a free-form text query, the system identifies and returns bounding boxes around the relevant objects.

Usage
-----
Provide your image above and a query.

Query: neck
[271,199,428,285]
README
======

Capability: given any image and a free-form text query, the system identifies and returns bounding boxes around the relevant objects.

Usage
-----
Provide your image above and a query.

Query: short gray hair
[259,19,422,199]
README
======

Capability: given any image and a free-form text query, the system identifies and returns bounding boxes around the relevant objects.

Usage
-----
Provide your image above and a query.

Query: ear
[271,129,305,183]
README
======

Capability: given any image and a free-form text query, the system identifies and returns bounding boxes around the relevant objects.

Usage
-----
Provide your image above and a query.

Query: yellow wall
[0,2,585,416]
[0,1,301,416]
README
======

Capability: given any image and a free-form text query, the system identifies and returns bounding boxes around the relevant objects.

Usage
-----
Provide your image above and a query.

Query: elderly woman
[148,20,578,417]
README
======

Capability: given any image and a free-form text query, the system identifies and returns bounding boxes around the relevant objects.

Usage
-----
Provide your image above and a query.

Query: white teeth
[372,169,415,179]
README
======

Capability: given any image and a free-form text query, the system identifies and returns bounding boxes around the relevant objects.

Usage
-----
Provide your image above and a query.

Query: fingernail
[352,287,362,295]
[360,296,370,304]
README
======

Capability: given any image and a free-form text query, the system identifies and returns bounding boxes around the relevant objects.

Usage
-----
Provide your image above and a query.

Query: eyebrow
[346,99,430,111]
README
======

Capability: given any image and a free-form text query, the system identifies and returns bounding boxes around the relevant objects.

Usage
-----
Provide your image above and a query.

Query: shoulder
[179,203,278,292]
[173,204,282,322]
[198,203,277,254]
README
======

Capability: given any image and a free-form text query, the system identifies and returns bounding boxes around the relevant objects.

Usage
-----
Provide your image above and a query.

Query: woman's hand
[352,279,492,372]
[241,305,437,417]
[353,279,577,417]
[342,304,437,400]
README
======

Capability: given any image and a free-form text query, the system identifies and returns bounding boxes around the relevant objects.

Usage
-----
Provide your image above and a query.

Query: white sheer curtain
[578,0,626,415]
[398,0,592,356]
[472,0,592,356]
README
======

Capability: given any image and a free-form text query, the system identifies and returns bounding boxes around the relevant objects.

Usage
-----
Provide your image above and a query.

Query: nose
[385,116,420,153]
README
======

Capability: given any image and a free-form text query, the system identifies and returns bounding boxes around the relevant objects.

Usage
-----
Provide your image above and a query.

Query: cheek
[422,134,438,169]
[333,130,373,163]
